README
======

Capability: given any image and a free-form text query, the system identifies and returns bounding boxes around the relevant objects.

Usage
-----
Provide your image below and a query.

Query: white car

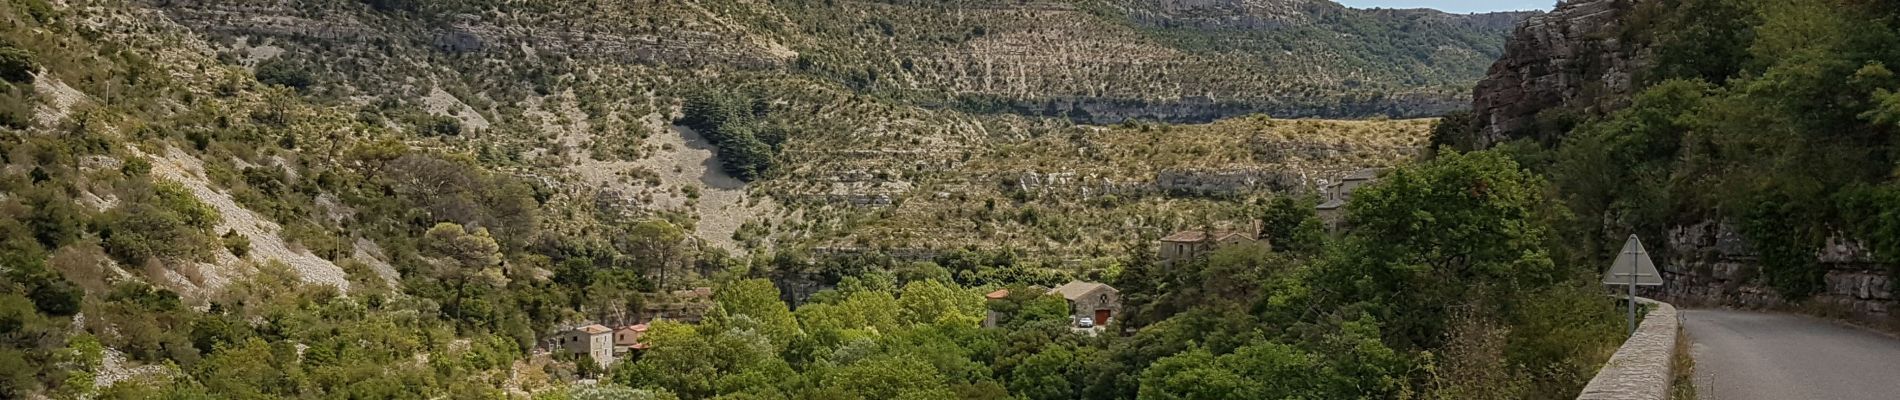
[1077,317,1095,328]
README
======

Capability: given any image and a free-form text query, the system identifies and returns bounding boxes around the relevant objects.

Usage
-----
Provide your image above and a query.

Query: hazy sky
[1334,0,1553,13]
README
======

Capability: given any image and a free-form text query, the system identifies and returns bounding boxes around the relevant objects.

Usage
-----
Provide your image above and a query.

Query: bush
[254,59,313,90]
[223,229,250,257]
[100,182,221,264]
[0,46,37,84]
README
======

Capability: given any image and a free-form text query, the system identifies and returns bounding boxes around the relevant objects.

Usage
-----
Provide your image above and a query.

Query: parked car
[1077,317,1095,328]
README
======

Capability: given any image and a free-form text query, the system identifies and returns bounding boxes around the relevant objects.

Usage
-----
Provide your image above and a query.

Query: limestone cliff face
[1661,221,1895,325]
[1471,0,1649,146]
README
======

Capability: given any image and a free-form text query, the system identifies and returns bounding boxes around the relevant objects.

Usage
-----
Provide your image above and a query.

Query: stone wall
[1577,297,1678,400]
[1659,221,1895,324]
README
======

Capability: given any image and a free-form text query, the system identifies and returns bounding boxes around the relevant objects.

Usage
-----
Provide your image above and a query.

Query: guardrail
[1577,297,1680,400]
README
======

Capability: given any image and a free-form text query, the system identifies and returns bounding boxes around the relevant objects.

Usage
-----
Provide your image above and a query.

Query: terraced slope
[152,0,1532,122]
[94,0,1457,261]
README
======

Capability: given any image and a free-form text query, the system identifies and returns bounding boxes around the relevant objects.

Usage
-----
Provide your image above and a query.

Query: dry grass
[1671,326,1698,400]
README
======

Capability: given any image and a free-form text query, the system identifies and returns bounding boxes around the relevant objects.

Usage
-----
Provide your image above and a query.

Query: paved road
[1682,309,1900,400]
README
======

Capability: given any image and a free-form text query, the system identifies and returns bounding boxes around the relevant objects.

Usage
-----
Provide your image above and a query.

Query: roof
[1212,231,1256,242]
[1316,199,1347,210]
[618,323,650,333]
[1163,229,1256,243]
[1160,230,1208,243]
[985,289,1011,300]
[1046,281,1115,300]
[1343,168,1383,182]
[578,324,611,335]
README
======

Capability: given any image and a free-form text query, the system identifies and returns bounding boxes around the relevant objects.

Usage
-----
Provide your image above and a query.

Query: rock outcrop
[1662,221,1895,325]
[1470,0,1649,146]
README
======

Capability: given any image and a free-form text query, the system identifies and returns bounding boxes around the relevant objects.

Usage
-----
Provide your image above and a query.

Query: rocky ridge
[1470,0,1649,146]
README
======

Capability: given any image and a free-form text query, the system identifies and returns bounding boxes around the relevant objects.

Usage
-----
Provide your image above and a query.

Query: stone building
[1047,281,1120,327]
[1159,221,1265,266]
[548,324,614,369]
[1317,168,1383,229]
[613,323,650,354]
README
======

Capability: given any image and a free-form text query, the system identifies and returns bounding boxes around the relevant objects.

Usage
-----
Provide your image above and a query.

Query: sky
[1334,0,1553,13]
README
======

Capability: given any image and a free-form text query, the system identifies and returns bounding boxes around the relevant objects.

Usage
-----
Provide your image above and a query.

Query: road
[1682,309,1900,400]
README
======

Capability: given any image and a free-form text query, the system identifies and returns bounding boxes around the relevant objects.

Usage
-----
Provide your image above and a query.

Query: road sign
[1605,234,1661,336]
[1602,235,1663,286]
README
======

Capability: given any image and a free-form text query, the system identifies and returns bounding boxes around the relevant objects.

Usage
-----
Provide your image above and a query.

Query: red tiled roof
[578,324,611,334]
[985,289,1011,300]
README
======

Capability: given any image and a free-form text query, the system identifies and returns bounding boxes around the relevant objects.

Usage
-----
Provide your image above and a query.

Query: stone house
[1159,221,1265,266]
[548,324,614,369]
[613,323,650,354]
[982,288,1011,328]
[1047,281,1120,327]
[1317,168,1383,229]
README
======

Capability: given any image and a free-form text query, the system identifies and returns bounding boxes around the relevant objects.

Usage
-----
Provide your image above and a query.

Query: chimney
[1251,219,1263,240]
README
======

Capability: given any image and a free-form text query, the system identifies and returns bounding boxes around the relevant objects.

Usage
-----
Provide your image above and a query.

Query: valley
[25,0,1900,399]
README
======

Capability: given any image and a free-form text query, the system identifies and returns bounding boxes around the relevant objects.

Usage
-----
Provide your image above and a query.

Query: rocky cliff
[1661,221,1896,328]
[1470,0,1648,146]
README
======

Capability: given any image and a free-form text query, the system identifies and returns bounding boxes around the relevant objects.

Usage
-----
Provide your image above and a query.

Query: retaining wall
[1577,297,1679,400]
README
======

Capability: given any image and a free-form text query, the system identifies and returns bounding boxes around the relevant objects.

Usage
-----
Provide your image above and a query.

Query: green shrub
[222,229,250,257]
[0,46,37,84]
[254,59,313,90]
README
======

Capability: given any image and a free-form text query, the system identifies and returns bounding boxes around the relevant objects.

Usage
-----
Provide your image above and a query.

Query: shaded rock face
[1660,221,1895,324]
[1471,0,1649,146]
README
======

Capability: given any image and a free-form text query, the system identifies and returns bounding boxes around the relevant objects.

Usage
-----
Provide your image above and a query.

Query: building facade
[1047,281,1120,327]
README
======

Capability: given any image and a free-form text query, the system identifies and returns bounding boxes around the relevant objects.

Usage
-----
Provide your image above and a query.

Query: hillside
[0,0,1638,399]
[120,0,1464,257]
[1451,0,1900,326]
[150,0,1531,123]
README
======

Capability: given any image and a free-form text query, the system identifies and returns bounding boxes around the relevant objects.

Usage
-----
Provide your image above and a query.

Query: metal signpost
[1603,234,1663,336]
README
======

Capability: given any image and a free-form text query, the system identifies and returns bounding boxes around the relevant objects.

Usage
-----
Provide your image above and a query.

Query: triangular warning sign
[1603,235,1663,286]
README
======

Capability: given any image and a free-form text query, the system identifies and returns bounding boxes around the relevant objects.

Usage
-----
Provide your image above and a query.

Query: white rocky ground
[423,86,491,130]
[31,75,88,126]
[529,92,777,252]
[136,146,351,292]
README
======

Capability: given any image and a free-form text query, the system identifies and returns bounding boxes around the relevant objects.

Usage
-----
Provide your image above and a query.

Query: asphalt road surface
[1682,309,1900,400]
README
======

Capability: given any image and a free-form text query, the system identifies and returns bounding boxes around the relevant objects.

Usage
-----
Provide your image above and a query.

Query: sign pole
[1604,234,1660,337]
[1627,245,1637,337]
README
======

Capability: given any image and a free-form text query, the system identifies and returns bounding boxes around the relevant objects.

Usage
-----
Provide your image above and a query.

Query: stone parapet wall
[1577,297,1678,400]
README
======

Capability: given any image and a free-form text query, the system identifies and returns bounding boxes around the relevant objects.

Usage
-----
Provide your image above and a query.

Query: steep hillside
[125,0,1449,258]
[1457,0,1900,326]
[149,0,1531,123]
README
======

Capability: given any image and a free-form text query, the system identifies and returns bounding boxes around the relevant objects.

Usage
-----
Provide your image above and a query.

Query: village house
[982,288,1012,328]
[1048,281,1120,328]
[1316,168,1384,229]
[1158,221,1266,266]
[613,323,650,354]
[547,324,614,369]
